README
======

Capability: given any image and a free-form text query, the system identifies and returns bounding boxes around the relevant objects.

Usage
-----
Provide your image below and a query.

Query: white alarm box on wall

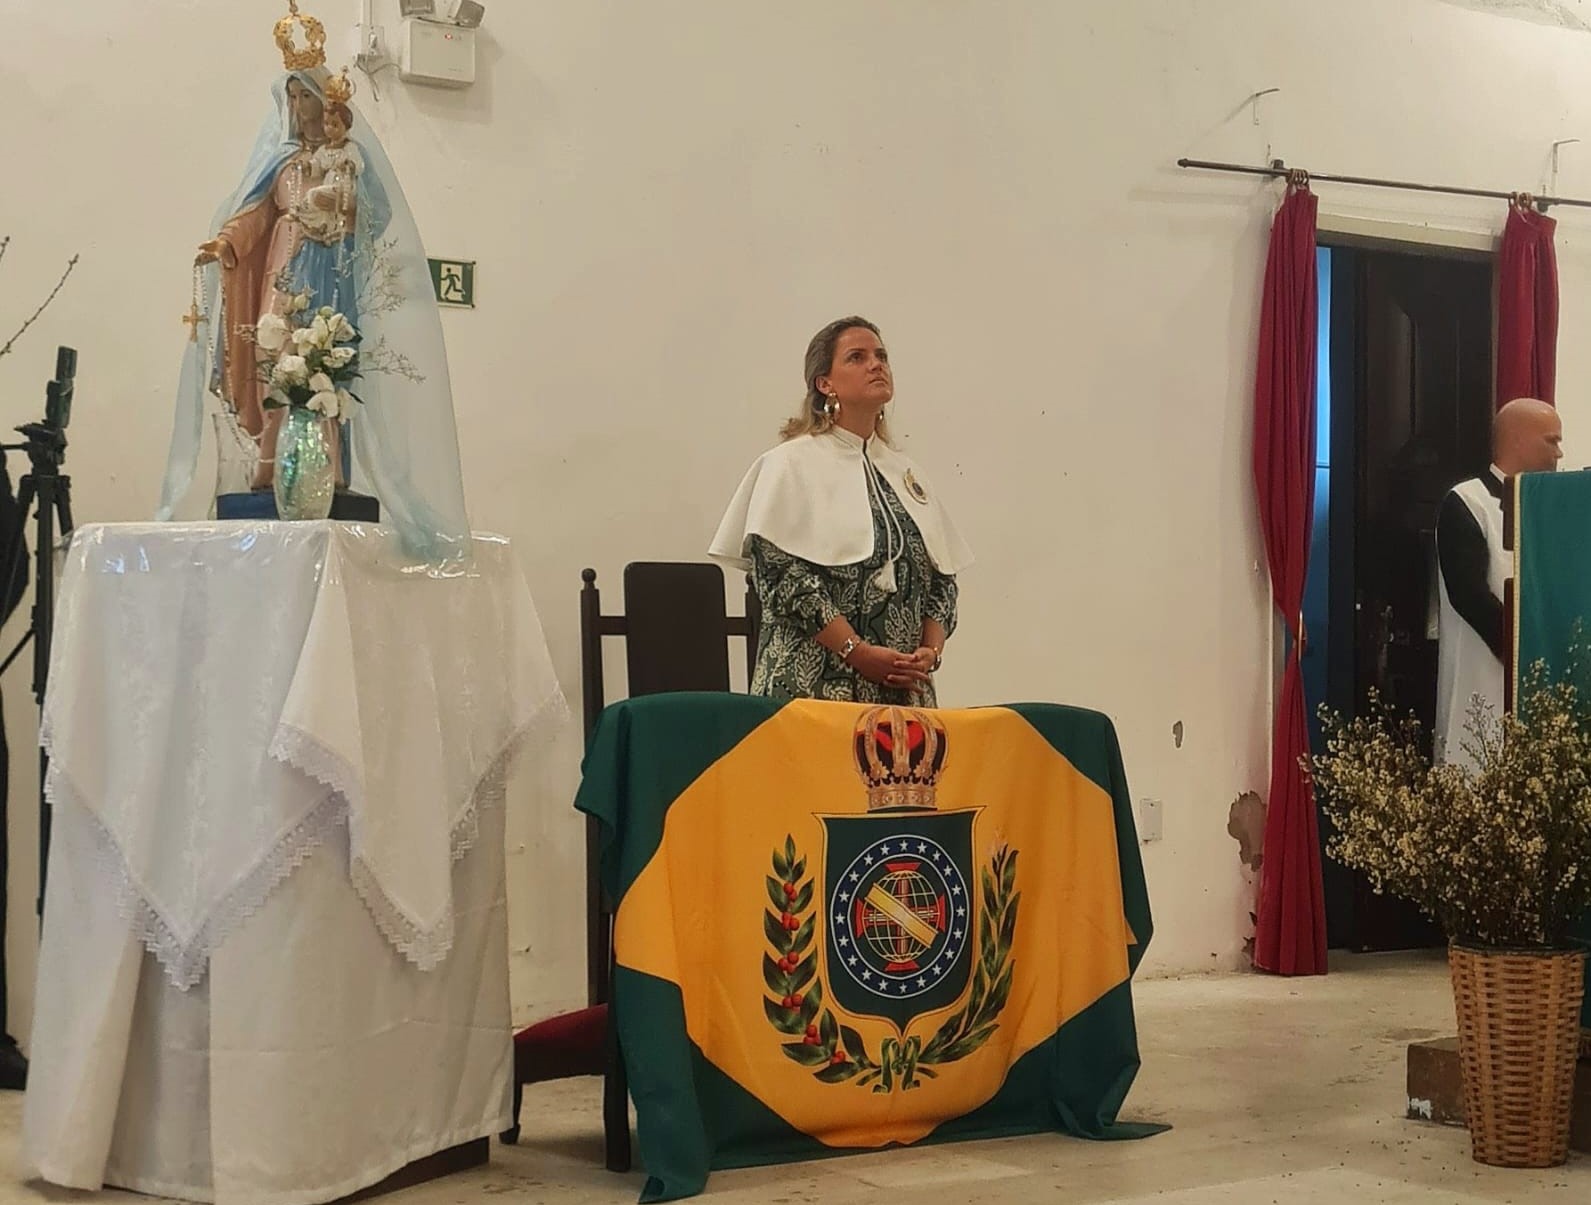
[400,19,477,88]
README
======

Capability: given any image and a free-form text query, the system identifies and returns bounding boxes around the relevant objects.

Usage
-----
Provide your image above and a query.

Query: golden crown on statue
[853,705,948,812]
[323,68,356,106]
[275,0,328,72]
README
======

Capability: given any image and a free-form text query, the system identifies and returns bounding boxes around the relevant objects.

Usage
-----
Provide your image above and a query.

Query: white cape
[709,427,974,572]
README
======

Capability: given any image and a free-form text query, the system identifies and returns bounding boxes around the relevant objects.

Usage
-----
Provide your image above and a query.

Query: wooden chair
[504,564,759,1170]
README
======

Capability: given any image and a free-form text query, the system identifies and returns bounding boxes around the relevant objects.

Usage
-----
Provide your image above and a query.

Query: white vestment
[1434,474,1509,771]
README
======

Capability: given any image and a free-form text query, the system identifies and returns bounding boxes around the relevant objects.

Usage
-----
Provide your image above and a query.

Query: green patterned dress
[748,473,958,706]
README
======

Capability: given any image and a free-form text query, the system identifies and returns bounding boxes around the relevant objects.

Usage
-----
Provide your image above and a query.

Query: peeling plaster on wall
[1436,0,1591,32]
[1228,791,1266,966]
[1227,791,1266,871]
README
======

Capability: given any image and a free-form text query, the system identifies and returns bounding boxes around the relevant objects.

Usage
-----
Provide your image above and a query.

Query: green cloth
[1513,470,1591,1032]
[577,693,1165,1202]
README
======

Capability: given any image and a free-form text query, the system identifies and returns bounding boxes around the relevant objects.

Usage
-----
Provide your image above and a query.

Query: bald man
[1434,397,1564,768]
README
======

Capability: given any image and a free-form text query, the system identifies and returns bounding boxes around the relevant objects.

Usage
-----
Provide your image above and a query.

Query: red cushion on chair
[512,1003,608,1084]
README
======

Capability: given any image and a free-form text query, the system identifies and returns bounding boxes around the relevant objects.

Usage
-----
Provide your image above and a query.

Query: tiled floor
[6,951,1585,1203]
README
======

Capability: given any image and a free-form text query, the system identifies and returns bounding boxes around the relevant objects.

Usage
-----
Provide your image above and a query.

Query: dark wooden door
[1321,241,1493,952]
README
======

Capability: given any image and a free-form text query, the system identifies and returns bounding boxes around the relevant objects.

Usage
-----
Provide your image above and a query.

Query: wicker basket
[1449,944,1587,1168]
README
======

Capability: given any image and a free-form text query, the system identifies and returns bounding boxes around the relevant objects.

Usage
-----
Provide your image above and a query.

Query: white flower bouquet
[251,291,361,422]
[1310,660,1591,950]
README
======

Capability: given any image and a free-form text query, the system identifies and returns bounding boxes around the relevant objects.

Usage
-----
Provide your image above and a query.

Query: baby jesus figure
[299,101,363,242]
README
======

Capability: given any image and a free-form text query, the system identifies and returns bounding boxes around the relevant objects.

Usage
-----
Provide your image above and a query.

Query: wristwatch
[837,636,861,663]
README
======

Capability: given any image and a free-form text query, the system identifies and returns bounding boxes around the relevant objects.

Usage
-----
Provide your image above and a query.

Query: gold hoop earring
[823,395,839,421]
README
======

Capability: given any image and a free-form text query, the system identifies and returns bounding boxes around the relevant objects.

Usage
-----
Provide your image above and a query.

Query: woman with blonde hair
[710,317,972,705]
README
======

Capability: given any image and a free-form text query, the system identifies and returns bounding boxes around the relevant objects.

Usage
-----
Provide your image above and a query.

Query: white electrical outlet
[1138,798,1163,844]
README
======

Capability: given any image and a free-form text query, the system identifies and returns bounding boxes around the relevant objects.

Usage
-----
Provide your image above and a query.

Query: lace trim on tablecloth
[269,713,541,970]
[42,757,345,991]
[41,690,561,987]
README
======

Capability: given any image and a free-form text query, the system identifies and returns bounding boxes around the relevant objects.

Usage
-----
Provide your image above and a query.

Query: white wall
[4,0,1591,1036]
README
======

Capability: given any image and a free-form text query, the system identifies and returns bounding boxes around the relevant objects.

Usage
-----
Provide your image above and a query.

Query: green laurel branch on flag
[762,838,1020,1092]
[920,846,1020,1065]
[764,835,879,1081]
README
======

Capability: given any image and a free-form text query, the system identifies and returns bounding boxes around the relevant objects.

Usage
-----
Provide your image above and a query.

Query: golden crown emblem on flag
[852,705,948,812]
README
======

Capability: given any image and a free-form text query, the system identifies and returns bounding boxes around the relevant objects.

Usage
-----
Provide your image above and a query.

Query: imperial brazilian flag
[1513,470,1591,1045]
[577,695,1165,1202]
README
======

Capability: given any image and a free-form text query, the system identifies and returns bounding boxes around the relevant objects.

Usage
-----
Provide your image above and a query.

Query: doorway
[1303,236,1495,952]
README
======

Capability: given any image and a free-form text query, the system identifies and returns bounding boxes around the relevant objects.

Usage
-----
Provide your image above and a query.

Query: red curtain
[1251,184,1328,977]
[1496,201,1559,407]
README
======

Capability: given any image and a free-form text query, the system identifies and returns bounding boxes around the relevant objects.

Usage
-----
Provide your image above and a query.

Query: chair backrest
[579,562,760,741]
[579,561,761,1005]
[623,562,734,695]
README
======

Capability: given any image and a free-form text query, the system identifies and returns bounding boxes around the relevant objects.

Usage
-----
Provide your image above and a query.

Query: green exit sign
[428,258,476,308]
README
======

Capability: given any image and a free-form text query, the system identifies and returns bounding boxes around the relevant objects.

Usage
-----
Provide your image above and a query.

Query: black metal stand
[0,688,16,1091]
[0,348,77,1091]
[0,428,73,908]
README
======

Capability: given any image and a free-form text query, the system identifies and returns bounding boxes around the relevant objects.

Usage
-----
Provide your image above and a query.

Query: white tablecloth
[21,521,567,1205]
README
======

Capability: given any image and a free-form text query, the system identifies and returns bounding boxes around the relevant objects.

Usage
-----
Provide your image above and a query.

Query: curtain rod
[1176,157,1591,212]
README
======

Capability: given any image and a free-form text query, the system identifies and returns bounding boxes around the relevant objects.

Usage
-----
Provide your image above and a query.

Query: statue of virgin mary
[157,5,471,566]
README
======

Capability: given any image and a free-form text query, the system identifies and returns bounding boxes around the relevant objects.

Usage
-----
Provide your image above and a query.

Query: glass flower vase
[273,407,336,521]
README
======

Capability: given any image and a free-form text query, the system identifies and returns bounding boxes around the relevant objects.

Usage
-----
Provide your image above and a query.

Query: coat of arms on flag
[762,706,1018,1091]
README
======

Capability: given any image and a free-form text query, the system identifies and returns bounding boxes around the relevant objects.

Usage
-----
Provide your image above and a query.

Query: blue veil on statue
[157,63,472,566]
